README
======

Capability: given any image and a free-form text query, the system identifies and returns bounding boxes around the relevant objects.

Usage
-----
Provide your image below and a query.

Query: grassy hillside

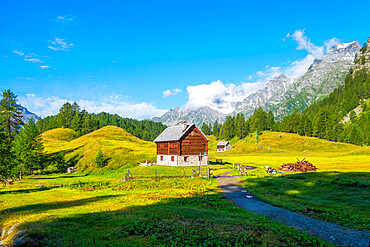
[208,131,361,155]
[42,126,156,171]
[41,128,77,142]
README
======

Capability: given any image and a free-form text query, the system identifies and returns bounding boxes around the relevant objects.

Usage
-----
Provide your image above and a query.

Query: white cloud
[13,50,24,56]
[284,54,315,78]
[19,94,167,119]
[24,58,43,63]
[286,29,324,58]
[163,88,182,97]
[56,15,77,23]
[25,53,37,58]
[78,99,166,119]
[324,38,340,51]
[16,77,33,80]
[13,50,47,65]
[48,37,74,51]
[256,66,281,79]
[184,80,265,114]
[19,95,67,117]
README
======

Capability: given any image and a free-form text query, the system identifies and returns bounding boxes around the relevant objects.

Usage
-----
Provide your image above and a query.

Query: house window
[171,156,174,161]
[199,156,203,161]
[160,156,163,161]
[184,156,188,161]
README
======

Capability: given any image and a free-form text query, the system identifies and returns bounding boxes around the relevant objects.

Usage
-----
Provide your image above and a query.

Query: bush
[95,150,109,168]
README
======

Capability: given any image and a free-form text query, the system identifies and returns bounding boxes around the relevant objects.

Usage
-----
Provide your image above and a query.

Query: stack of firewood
[278,159,317,172]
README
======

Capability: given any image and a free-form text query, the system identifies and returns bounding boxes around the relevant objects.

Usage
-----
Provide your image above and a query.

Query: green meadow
[210,131,370,231]
[0,126,369,245]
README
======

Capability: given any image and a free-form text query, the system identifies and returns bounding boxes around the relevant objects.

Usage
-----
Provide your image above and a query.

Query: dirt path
[217,176,370,246]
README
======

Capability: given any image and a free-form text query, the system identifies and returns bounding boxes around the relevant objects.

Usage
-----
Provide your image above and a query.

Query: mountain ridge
[156,41,361,125]
[235,41,361,119]
[21,107,40,123]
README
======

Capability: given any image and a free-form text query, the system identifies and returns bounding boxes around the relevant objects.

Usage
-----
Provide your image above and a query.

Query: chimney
[180,120,187,132]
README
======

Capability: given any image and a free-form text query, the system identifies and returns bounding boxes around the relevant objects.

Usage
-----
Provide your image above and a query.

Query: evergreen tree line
[36,102,167,141]
[0,90,44,183]
[201,109,276,140]
[279,67,370,145]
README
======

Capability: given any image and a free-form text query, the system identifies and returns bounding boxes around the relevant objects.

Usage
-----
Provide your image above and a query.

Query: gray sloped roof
[153,123,209,142]
[217,141,230,146]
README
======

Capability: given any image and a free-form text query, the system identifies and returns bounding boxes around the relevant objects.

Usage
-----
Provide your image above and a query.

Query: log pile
[278,159,317,172]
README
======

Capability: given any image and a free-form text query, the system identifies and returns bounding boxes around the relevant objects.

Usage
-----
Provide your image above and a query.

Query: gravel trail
[217,176,370,246]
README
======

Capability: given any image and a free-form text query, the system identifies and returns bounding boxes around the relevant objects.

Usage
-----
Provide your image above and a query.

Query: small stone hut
[216,141,231,152]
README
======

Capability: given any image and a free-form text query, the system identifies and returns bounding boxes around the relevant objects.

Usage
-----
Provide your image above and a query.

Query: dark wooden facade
[156,125,208,156]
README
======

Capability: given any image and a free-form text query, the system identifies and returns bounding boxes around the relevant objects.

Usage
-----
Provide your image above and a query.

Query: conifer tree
[95,150,108,168]
[208,122,213,135]
[213,120,220,139]
[249,108,267,133]
[201,123,211,135]
[267,111,275,131]
[0,132,13,184]
[348,125,364,145]
[220,116,235,140]
[235,113,246,138]
[71,112,82,132]
[0,90,23,142]
[13,118,44,179]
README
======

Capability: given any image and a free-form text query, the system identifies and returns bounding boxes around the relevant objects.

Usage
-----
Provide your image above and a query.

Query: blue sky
[1,0,369,119]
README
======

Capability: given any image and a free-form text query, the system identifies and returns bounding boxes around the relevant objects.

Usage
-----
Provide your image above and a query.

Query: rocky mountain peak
[276,73,288,80]
[153,105,226,126]
[332,41,360,51]
[323,41,360,62]
[21,107,40,123]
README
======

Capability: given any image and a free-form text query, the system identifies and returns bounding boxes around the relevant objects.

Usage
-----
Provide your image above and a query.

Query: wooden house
[217,141,231,152]
[153,121,209,166]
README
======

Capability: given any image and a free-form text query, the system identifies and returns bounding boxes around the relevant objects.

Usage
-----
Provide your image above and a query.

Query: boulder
[7,223,19,235]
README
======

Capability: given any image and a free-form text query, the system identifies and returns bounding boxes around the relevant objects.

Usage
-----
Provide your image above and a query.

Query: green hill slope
[42,126,156,171]
[41,128,77,142]
[208,131,363,155]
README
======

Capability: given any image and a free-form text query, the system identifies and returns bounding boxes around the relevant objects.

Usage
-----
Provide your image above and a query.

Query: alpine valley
[156,41,361,126]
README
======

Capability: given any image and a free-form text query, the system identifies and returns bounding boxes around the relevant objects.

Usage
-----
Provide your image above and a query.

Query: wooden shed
[153,121,209,166]
[217,141,231,152]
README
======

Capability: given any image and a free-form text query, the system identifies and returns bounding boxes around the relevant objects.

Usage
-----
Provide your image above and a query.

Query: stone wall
[157,155,208,166]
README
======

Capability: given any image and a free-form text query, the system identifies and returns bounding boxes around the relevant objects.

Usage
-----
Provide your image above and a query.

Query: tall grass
[42,126,156,171]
